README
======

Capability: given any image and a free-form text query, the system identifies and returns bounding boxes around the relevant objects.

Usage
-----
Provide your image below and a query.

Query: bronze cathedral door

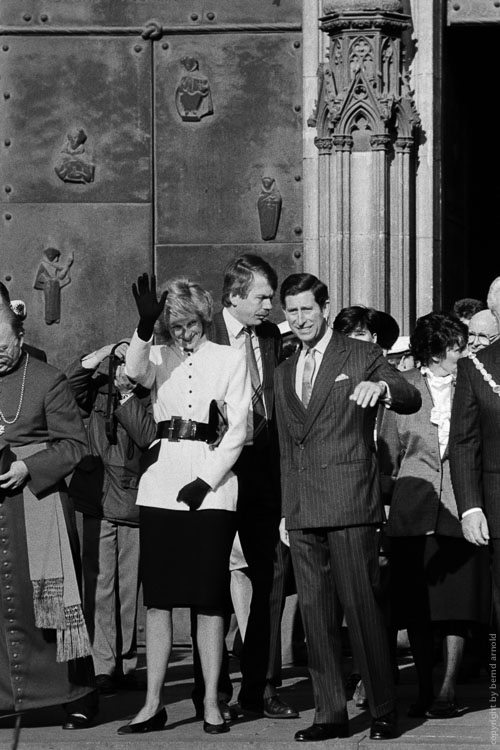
[0,1,303,367]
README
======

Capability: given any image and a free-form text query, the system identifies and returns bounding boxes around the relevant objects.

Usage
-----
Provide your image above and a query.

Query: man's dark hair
[451,297,485,321]
[280,273,329,309]
[221,254,278,308]
[410,312,467,366]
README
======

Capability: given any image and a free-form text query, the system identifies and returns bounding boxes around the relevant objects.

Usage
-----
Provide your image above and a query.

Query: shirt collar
[301,325,332,356]
[223,307,251,338]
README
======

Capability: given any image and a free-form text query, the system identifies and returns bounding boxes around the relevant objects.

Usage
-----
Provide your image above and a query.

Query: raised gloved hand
[132,273,168,341]
[176,478,210,511]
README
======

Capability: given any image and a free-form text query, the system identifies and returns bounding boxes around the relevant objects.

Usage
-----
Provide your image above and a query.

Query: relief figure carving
[55,127,95,184]
[175,57,214,122]
[34,248,74,325]
[257,177,282,241]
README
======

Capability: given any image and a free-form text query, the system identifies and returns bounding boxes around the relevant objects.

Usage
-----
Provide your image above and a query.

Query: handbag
[208,399,228,447]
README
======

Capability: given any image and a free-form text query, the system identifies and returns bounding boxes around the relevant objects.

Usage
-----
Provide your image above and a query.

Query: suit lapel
[282,351,306,422]
[257,327,275,416]
[301,334,350,440]
[210,311,231,346]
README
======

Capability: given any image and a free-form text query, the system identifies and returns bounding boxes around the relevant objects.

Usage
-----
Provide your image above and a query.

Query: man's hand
[461,511,490,546]
[279,517,289,547]
[176,478,210,511]
[82,339,131,370]
[132,273,168,340]
[349,380,386,408]
[0,460,29,491]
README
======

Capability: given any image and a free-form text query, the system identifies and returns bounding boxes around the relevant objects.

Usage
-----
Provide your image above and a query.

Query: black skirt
[139,507,236,610]
[389,535,491,627]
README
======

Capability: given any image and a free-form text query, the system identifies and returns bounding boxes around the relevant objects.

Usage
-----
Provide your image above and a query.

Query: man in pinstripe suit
[274,273,421,742]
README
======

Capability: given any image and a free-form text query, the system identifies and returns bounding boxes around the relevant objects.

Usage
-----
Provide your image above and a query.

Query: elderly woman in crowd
[378,313,490,719]
[119,274,250,736]
[0,302,97,729]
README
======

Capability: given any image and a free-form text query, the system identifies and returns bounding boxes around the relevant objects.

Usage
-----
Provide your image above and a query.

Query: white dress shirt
[223,307,267,444]
[294,327,332,397]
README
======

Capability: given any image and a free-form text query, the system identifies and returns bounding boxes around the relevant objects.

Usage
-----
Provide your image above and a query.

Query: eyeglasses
[468,332,500,347]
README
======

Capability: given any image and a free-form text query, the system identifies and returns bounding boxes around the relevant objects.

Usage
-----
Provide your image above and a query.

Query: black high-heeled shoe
[203,719,230,734]
[117,707,167,734]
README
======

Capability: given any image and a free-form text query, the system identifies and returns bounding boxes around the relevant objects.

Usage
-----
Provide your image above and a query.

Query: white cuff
[461,507,484,520]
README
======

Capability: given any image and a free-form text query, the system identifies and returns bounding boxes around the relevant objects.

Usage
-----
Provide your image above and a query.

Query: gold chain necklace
[468,351,500,395]
[0,353,29,435]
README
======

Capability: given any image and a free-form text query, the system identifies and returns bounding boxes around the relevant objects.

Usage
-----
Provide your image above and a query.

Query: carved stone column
[309,0,420,331]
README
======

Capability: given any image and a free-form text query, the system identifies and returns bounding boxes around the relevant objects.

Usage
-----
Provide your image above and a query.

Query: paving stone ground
[0,645,495,749]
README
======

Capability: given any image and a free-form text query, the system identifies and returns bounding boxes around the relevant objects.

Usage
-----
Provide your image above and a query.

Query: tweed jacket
[274,331,422,530]
[377,367,462,538]
[450,341,500,538]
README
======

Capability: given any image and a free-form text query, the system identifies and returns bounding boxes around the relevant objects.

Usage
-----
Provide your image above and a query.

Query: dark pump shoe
[116,707,167,734]
[62,712,93,730]
[203,720,231,734]
[370,710,398,740]
[294,722,349,741]
[425,698,460,718]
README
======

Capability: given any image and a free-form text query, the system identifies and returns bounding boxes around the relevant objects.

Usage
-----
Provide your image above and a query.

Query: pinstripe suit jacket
[450,341,500,537]
[274,331,422,530]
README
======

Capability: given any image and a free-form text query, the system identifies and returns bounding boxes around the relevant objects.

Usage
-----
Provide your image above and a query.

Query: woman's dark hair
[410,312,467,366]
[280,273,329,309]
[333,306,379,336]
[451,297,485,321]
[221,254,277,307]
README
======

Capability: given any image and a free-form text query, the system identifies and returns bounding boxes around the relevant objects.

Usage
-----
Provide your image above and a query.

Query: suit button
[321,464,327,469]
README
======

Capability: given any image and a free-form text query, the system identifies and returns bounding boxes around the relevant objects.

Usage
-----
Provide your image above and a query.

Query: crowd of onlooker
[0,264,497,742]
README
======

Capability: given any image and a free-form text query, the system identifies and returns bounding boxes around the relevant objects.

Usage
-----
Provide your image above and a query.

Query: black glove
[176,478,210,511]
[132,273,168,341]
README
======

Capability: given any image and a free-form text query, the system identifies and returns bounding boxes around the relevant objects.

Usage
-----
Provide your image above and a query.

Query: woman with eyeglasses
[377,313,490,720]
[118,274,250,737]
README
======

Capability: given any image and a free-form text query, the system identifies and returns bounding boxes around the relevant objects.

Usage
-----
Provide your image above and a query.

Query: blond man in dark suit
[274,273,421,742]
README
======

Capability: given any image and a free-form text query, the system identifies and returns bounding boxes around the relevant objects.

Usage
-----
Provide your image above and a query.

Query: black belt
[156,416,215,443]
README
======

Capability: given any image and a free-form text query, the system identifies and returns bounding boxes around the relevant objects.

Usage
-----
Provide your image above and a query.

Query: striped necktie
[243,327,268,445]
[301,347,316,407]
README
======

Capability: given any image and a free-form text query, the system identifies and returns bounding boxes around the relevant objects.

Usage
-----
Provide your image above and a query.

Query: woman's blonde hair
[161,277,213,339]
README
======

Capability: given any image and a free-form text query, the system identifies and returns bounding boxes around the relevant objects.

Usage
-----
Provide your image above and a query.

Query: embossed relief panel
[154,33,302,248]
[0,205,151,369]
[0,34,152,367]
[0,0,301,28]
[0,36,151,202]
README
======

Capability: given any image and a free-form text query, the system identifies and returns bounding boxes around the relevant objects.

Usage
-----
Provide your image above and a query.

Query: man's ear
[373,332,378,343]
[322,300,330,320]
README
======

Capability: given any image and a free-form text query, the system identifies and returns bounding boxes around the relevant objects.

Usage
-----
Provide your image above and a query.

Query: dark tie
[243,327,268,445]
[301,348,316,407]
